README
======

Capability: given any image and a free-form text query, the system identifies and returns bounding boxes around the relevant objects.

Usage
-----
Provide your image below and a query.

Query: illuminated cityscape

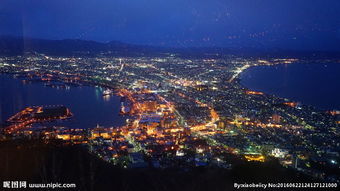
[1,0,340,190]
[0,53,339,184]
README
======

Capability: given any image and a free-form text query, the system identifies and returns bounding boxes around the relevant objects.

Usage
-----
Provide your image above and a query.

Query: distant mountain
[0,36,156,56]
[0,36,339,59]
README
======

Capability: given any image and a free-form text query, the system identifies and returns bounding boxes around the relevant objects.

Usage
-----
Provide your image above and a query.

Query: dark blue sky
[1,0,339,50]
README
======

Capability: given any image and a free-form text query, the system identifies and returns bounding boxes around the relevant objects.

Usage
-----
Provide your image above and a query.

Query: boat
[103,89,113,96]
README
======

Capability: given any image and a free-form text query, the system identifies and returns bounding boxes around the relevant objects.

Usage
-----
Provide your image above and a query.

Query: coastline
[0,73,127,129]
[237,62,340,111]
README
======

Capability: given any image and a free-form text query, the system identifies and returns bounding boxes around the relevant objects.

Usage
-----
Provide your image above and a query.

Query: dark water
[241,63,340,110]
[0,74,126,128]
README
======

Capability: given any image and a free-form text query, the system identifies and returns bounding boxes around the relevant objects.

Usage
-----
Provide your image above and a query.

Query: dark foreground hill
[0,139,324,191]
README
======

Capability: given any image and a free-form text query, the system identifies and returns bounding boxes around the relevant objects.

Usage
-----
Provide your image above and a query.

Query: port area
[76,88,228,168]
[5,105,73,134]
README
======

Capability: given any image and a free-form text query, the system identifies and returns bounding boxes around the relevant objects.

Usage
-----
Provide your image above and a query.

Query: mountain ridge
[0,35,339,58]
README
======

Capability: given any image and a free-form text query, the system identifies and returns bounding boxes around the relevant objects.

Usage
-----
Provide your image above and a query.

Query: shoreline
[0,73,127,129]
[237,62,340,111]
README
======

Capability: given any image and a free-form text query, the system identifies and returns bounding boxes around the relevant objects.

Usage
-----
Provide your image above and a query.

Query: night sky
[1,0,339,50]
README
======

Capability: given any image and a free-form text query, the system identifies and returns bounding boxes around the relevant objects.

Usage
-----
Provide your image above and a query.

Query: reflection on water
[103,95,111,102]
[0,74,126,128]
